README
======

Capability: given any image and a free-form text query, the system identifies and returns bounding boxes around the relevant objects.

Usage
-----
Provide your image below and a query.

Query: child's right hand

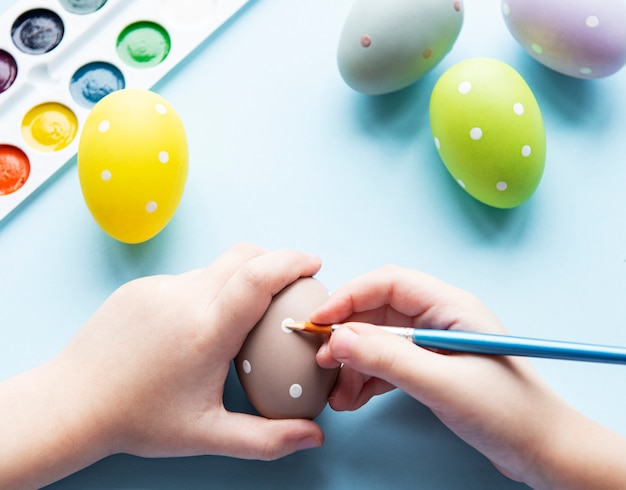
[314,265,626,489]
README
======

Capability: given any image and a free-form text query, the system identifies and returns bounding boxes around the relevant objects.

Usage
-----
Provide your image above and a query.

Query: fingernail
[297,436,321,451]
[331,326,358,360]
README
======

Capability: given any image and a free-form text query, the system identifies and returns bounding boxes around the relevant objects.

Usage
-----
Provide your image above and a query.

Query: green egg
[429,58,546,208]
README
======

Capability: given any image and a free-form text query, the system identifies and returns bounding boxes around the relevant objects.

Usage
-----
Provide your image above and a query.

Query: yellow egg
[78,89,188,243]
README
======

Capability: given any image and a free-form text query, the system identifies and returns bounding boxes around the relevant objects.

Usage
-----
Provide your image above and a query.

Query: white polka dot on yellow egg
[158,151,169,163]
[101,169,111,181]
[98,120,110,133]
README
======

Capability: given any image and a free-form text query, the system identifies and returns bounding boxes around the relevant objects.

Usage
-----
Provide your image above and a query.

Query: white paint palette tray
[0,0,249,221]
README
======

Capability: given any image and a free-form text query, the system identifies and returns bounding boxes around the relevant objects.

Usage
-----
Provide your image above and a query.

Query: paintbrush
[285,321,626,365]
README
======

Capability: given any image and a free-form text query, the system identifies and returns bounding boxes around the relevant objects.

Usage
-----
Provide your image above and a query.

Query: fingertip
[316,338,341,369]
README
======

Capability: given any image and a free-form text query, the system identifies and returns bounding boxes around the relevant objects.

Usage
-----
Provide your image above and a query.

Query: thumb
[209,412,324,461]
[329,323,449,402]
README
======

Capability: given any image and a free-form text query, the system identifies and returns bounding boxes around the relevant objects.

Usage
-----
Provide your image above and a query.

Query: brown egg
[235,277,339,419]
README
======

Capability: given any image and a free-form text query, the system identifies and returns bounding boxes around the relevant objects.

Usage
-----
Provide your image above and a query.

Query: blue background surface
[1,0,625,488]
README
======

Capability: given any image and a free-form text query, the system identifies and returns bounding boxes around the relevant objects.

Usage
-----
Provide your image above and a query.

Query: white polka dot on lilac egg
[289,384,303,399]
[98,120,110,133]
[522,145,532,157]
[496,181,508,191]
[580,67,592,75]
[155,103,167,115]
[242,360,251,374]
[458,81,472,94]
[514,103,525,115]
[502,3,510,16]
[470,127,483,140]
[101,169,112,181]
[158,151,169,163]
[586,16,599,28]
[146,201,157,213]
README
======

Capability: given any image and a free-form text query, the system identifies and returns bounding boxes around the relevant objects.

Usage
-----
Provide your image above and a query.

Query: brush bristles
[284,321,332,335]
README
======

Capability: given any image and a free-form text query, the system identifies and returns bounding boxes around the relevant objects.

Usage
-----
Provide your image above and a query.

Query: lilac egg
[502,0,626,78]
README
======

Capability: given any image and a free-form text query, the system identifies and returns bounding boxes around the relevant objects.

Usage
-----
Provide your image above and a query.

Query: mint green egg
[429,58,546,208]
[338,0,464,95]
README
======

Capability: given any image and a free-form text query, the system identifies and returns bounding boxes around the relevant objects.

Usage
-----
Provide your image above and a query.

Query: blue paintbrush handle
[377,327,626,364]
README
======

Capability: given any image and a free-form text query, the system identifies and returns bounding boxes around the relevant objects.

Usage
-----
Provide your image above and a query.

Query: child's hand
[0,243,324,489]
[313,265,626,489]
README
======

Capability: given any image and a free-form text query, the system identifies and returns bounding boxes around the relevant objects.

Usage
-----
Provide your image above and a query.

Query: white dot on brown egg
[145,201,157,213]
[470,127,483,140]
[101,169,112,181]
[281,317,295,334]
[154,103,167,115]
[158,151,169,163]
[98,120,110,133]
[242,360,252,374]
[289,384,303,399]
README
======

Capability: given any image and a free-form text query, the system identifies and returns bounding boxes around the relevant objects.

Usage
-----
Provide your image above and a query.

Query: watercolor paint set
[0,0,249,221]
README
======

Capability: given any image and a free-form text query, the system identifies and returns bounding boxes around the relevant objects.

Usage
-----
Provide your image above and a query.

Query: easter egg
[429,58,546,209]
[337,0,464,95]
[78,89,188,243]
[235,278,339,419]
[502,0,626,79]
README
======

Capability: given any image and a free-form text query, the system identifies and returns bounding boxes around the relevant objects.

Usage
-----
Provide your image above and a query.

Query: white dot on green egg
[101,169,112,181]
[155,103,167,115]
[146,201,158,213]
[522,145,532,157]
[586,16,599,28]
[496,181,508,191]
[532,43,543,54]
[242,360,251,374]
[458,81,472,94]
[514,103,525,115]
[580,67,592,75]
[470,127,483,140]
[158,151,169,163]
[289,384,303,399]
[457,179,466,189]
[98,120,110,133]
[434,137,441,150]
